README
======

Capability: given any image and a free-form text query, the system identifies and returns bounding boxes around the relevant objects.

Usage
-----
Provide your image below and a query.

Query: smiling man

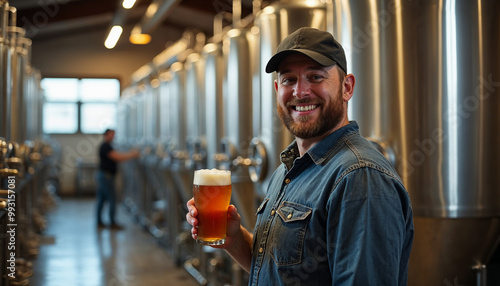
[187,27,414,285]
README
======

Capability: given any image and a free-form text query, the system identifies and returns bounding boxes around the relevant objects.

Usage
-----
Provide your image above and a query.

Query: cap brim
[265,49,336,73]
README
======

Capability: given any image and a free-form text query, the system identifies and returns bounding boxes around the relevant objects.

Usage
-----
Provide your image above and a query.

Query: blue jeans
[96,170,116,225]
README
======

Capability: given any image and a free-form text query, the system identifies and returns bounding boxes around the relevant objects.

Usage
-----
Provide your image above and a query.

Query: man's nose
[292,79,310,99]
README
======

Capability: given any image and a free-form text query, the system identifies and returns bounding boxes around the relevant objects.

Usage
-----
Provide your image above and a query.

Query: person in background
[186,27,414,285]
[96,128,139,229]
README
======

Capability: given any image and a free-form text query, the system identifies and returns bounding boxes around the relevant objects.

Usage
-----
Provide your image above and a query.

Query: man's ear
[343,74,355,102]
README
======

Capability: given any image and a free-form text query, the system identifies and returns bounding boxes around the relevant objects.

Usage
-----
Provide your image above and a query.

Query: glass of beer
[193,169,232,245]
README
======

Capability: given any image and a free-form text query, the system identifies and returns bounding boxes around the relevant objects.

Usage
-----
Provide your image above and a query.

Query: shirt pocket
[269,201,312,266]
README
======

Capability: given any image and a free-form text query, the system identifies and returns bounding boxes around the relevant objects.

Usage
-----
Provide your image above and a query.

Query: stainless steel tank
[8,25,28,143]
[0,1,8,139]
[135,85,146,147]
[34,69,43,141]
[115,88,132,146]
[168,61,194,202]
[24,67,36,141]
[185,46,207,170]
[169,62,187,156]
[331,0,500,285]
[157,70,173,154]
[143,78,159,146]
[251,0,328,198]
[220,26,258,230]
[202,41,225,170]
[23,40,38,142]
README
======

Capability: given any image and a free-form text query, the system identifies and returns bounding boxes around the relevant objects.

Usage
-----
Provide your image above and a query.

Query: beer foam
[194,169,231,186]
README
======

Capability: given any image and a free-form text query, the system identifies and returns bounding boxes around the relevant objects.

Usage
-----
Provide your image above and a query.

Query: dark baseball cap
[265,27,347,74]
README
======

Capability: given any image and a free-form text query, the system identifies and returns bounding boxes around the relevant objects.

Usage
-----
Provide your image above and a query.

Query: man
[96,129,139,229]
[186,27,414,285]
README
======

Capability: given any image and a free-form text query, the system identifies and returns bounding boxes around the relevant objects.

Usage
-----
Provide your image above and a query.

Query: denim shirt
[249,121,414,286]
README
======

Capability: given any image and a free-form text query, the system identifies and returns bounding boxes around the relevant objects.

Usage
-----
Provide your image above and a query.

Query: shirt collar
[280,121,359,168]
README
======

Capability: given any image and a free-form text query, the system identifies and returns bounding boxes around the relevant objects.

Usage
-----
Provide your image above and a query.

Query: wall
[49,133,101,195]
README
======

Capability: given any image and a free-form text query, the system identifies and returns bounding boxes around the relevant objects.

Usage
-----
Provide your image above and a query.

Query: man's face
[275,53,346,139]
[105,131,115,142]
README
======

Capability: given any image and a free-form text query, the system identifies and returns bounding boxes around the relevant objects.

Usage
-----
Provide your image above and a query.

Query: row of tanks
[117,0,500,285]
[0,1,59,286]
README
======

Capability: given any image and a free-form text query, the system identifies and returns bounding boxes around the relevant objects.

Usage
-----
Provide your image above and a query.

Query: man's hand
[185,198,242,249]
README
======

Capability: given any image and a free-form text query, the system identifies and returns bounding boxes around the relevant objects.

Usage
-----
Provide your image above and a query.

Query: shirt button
[270,210,275,215]
[287,213,292,219]
[259,247,264,254]
[285,178,291,184]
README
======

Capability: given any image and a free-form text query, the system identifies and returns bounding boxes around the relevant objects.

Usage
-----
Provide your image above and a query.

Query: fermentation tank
[0,1,8,139]
[115,88,130,146]
[202,25,226,170]
[220,25,258,230]
[8,25,28,144]
[250,0,328,198]
[185,46,207,170]
[143,78,159,147]
[157,70,173,159]
[152,30,199,163]
[168,61,195,204]
[331,0,500,284]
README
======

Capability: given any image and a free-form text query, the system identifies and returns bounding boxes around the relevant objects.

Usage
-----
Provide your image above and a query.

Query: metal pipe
[8,5,15,27]
[152,30,196,70]
[472,264,487,286]
[253,0,262,16]
[233,0,242,28]
[139,0,182,34]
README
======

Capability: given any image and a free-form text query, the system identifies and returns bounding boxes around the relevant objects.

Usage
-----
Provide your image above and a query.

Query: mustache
[286,98,323,107]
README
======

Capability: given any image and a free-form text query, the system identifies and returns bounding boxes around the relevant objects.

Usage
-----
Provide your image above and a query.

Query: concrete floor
[30,197,199,286]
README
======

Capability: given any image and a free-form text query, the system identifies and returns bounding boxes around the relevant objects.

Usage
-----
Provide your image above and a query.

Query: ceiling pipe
[253,0,262,16]
[211,11,232,43]
[138,0,182,35]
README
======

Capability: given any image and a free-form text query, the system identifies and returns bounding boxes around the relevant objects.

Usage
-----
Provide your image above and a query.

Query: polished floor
[30,197,199,286]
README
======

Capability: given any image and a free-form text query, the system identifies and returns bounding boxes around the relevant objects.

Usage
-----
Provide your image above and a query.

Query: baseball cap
[265,27,347,74]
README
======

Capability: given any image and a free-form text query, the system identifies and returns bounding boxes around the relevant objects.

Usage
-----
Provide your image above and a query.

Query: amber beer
[193,169,232,245]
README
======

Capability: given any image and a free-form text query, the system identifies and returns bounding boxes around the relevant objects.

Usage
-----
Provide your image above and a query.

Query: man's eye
[281,78,295,84]
[310,75,324,82]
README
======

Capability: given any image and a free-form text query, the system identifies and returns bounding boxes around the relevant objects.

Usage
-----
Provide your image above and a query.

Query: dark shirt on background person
[96,129,139,229]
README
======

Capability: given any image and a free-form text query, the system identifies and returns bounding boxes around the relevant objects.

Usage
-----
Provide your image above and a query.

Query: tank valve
[0,198,7,210]
[232,156,260,167]
[188,138,207,170]
[0,168,19,178]
[247,138,267,183]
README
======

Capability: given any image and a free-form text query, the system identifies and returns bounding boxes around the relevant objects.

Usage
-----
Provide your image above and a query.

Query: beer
[193,169,232,245]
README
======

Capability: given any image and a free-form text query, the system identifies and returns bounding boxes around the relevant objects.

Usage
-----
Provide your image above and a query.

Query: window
[42,78,120,134]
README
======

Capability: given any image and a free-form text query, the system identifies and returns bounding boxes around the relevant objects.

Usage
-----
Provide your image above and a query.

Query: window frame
[42,77,121,135]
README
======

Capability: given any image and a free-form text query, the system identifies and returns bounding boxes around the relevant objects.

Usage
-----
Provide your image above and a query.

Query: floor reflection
[30,198,198,286]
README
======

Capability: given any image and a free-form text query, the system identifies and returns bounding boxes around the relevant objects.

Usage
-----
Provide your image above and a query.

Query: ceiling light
[145,2,159,18]
[104,25,123,49]
[122,0,137,9]
[129,24,151,45]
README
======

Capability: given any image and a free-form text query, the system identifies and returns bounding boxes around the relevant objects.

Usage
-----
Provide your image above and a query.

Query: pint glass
[193,169,232,245]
